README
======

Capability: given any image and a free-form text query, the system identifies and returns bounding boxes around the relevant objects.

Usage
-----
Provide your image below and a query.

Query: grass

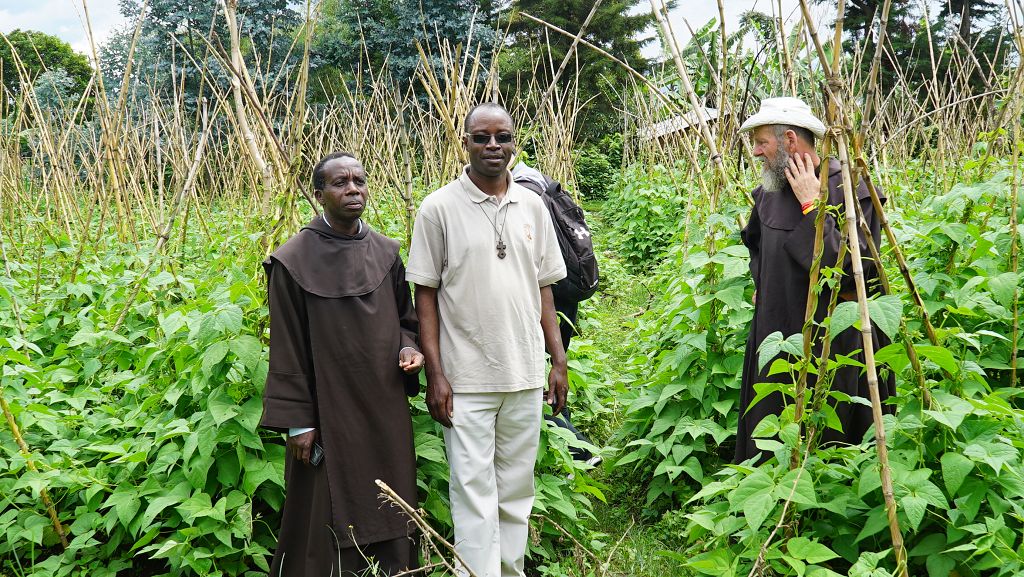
[554,198,692,577]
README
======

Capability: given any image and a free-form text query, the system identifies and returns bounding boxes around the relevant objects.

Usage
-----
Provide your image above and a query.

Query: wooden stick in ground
[648,0,727,187]
[113,101,213,332]
[836,131,908,576]
[219,0,276,211]
[0,394,68,548]
[375,479,479,577]
[1010,110,1021,385]
[536,0,603,115]
[791,133,834,471]
[853,156,941,350]
[849,173,931,407]
[793,0,847,457]
[798,2,908,573]
[399,118,415,248]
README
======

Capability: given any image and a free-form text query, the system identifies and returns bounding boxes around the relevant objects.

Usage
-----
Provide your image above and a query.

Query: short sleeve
[406,200,445,288]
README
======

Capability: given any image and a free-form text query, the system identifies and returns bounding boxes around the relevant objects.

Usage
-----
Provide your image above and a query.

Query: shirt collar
[459,165,520,205]
[322,213,362,235]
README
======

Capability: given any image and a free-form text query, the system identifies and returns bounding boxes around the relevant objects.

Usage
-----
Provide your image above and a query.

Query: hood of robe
[264,216,400,298]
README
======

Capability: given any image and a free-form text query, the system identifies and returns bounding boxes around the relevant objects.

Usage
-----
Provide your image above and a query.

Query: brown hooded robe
[261,216,420,576]
[736,159,896,464]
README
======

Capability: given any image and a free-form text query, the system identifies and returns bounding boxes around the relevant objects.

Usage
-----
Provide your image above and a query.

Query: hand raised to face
[785,152,821,206]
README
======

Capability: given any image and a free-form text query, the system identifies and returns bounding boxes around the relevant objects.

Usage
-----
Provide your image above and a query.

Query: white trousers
[444,388,543,577]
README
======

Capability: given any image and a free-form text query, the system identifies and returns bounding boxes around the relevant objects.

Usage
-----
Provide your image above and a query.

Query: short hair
[464,102,512,132]
[773,124,815,147]
[312,151,357,191]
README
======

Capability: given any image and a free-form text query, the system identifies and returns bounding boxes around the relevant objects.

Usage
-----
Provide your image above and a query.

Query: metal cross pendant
[496,239,507,259]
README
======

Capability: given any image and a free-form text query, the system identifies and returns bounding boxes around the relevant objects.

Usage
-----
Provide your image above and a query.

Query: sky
[0,0,830,61]
[0,0,125,56]
[642,0,818,58]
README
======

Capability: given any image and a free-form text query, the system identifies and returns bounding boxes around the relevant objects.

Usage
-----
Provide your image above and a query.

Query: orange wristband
[801,201,814,214]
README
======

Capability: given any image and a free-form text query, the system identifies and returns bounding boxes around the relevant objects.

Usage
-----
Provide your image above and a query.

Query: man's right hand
[287,430,317,465]
[426,374,454,428]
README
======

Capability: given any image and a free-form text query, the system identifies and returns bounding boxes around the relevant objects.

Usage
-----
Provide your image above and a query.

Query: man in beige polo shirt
[406,102,568,577]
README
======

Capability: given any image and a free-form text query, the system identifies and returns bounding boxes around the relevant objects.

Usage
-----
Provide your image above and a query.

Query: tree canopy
[310,0,500,99]
[0,29,93,99]
[818,0,1011,95]
[107,0,300,103]
[501,0,658,137]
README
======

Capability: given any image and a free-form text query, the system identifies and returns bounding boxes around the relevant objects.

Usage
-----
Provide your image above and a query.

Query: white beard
[760,148,790,192]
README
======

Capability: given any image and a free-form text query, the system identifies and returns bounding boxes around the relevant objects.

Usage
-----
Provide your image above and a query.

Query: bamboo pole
[853,157,940,349]
[716,0,729,153]
[793,0,847,465]
[536,0,602,115]
[861,0,893,138]
[798,2,908,573]
[0,394,68,548]
[776,0,797,95]
[837,130,908,576]
[220,0,276,210]
[113,101,212,332]
[399,120,415,248]
[850,175,931,406]
[792,134,834,454]
[1010,110,1021,385]
[648,0,727,187]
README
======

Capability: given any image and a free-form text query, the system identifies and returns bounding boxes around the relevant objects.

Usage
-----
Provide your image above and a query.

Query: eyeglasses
[466,132,514,145]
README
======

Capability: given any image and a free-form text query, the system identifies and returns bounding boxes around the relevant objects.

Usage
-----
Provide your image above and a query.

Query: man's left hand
[546,364,568,415]
[399,348,425,374]
[287,429,317,465]
[785,152,821,206]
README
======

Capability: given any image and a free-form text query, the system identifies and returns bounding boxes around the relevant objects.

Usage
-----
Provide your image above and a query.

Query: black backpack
[516,176,600,302]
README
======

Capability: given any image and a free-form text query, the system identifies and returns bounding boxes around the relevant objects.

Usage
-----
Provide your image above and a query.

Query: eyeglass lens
[469,133,513,144]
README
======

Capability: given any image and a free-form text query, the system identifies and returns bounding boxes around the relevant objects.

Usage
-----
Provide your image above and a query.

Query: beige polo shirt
[406,167,567,393]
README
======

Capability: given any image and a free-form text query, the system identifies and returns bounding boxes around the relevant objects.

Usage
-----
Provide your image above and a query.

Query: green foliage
[609,240,751,513]
[602,163,687,268]
[573,134,621,200]
[0,207,603,575]
[0,29,93,98]
[31,69,77,111]
[607,150,1024,575]
[0,230,279,576]
[311,0,498,97]
[502,0,659,138]
[106,0,299,103]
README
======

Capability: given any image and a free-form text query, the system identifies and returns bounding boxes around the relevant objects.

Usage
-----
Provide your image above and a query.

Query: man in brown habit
[735,97,896,464]
[260,152,424,575]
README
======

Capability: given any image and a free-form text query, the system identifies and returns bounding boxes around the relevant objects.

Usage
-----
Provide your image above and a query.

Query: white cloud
[0,0,127,57]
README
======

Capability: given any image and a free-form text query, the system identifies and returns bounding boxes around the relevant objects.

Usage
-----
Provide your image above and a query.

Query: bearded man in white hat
[734,96,895,464]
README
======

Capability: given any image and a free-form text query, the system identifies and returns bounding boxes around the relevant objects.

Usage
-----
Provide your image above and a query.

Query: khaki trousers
[444,388,543,577]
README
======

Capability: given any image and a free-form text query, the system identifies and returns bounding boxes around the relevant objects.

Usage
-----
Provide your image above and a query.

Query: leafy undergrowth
[0,209,603,577]
[3,153,1024,577]
[599,157,1024,576]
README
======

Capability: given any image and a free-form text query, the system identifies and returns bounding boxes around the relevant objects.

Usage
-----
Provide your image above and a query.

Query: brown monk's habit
[261,216,420,576]
[736,159,896,464]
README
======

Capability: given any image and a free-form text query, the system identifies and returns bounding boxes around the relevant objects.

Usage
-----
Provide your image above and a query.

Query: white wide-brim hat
[738,97,826,138]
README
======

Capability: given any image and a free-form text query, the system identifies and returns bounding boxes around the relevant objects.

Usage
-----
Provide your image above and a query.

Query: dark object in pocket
[310,442,324,467]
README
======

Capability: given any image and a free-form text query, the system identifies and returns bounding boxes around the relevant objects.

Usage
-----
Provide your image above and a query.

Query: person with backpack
[510,158,601,465]
[407,103,569,577]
